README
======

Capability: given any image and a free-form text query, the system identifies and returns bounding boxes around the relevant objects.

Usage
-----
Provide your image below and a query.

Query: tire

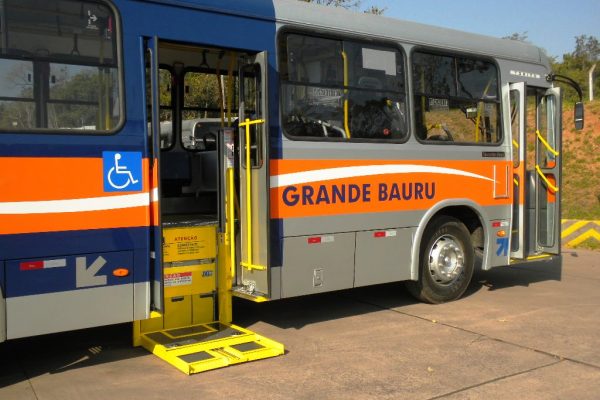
[406,216,475,304]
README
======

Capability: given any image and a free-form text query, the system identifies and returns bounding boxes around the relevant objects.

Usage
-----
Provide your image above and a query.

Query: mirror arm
[546,73,584,101]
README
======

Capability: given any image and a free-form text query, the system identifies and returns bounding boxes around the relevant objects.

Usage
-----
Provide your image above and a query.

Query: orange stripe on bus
[150,160,160,224]
[0,157,151,202]
[271,171,512,219]
[0,206,150,235]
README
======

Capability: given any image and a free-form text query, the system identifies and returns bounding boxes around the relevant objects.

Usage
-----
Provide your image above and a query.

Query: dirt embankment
[562,100,600,220]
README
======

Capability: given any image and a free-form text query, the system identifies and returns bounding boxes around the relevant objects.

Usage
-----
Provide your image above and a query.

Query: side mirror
[574,102,584,130]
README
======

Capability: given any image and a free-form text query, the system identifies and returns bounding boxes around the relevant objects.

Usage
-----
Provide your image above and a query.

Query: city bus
[0,0,583,372]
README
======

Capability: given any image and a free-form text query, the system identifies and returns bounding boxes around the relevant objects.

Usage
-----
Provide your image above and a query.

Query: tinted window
[0,0,121,132]
[413,51,501,144]
[280,33,408,141]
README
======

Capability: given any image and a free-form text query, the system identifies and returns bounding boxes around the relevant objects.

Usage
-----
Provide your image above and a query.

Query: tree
[552,35,600,104]
[572,34,600,62]
[502,32,529,42]
[299,0,386,14]
[363,5,386,15]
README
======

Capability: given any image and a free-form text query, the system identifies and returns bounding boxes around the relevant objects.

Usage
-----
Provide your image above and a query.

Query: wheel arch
[410,200,491,280]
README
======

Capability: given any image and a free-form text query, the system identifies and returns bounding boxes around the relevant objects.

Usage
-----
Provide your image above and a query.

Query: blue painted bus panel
[0,227,148,261]
[6,251,134,298]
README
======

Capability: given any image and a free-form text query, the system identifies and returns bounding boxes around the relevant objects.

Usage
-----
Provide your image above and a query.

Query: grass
[569,238,600,251]
[561,99,600,220]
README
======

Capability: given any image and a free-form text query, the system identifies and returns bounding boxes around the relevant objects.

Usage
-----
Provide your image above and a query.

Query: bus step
[138,322,284,375]
[510,253,555,264]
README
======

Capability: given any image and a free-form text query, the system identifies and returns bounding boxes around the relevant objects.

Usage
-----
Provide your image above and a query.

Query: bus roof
[139,0,547,65]
[136,0,276,21]
[273,0,547,65]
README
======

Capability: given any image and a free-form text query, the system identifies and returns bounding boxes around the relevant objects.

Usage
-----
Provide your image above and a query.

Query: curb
[561,219,600,247]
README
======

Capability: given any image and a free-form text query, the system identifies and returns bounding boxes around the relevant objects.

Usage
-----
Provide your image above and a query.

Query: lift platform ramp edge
[133,217,284,375]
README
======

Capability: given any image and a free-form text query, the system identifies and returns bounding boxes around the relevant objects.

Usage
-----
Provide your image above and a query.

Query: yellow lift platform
[133,216,284,375]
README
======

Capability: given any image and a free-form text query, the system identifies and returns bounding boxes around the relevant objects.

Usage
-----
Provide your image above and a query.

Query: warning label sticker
[164,272,193,287]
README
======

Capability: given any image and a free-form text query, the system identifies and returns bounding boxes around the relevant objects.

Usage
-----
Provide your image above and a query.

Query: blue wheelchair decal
[103,151,143,192]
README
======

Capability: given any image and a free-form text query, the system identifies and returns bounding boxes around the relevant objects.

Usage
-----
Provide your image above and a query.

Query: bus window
[280,33,407,141]
[0,59,35,129]
[413,51,500,144]
[146,68,173,149]
[0,0,122,132]
[183,71,223,120]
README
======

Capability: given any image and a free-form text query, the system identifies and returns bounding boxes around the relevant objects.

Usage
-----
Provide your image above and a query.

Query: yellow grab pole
[238,118,266,271]
[245,119,252,267]
[341,50,351,138]
[535,165,559,192]
[536,129,560,156]
[227,168,236,278]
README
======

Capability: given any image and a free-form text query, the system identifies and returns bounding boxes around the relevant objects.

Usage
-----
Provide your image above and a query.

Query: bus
[0,0,583,372]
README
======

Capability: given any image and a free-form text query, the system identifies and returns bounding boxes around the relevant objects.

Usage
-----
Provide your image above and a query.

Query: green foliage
[551,35,599,105]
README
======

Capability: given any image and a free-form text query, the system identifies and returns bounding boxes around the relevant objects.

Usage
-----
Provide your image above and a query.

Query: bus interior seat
[160,150,191,196]
[181,150,218,196]
[357,75,383,90]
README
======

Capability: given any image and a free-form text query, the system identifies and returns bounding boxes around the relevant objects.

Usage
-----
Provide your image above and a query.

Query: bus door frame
[145,36,164,312]
[509,82,527,259]
[508,83,562,259]
[237,51,270,297]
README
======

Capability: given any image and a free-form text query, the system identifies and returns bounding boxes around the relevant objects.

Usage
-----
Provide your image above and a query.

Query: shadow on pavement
[0,255,563,388]
[0,323,146,389]
[235,256,563,329]
[471,255,562,293]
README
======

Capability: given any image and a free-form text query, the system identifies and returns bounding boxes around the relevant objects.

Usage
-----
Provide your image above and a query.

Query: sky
[363,0,600,60]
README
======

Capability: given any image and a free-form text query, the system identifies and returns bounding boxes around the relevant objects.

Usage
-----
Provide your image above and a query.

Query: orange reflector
[113,268,130,277]
[497,230,507,238]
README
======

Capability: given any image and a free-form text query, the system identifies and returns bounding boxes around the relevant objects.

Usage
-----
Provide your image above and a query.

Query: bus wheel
[406,216,475,304]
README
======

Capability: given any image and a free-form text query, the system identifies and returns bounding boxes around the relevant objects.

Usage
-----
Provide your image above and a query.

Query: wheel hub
[428,234,465,285]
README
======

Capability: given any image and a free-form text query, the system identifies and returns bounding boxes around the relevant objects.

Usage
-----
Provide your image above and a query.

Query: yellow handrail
[474,79,493,143]
[341,51,351,139]
[536,129,559,157]
[535,165,559,192]
[226,167,236,278]
[239,118,266,272]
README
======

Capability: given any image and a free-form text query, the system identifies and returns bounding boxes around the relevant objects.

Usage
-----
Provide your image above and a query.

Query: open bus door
[509,83,562,259]
[145,36,164,312]
[136,45,283,373]
[235,52,271,300]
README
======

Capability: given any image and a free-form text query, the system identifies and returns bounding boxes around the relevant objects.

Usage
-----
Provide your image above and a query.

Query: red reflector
[308,237,322,244]
[20,261,43,271]
[373,231,386,238]
[492,221,501,228]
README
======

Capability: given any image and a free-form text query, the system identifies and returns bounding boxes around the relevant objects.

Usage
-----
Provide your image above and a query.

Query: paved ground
[1,249,600,399]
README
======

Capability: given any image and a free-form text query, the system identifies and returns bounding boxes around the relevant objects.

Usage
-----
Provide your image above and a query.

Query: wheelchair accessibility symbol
[103,151,143,192]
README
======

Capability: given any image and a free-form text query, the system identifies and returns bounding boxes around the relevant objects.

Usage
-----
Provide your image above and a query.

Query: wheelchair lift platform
[133,216,284,374]
[136,322,284,375]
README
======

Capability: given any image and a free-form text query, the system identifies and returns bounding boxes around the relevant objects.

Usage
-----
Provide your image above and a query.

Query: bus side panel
[133,248,151,321]
[354,227,413,287]
[0,261,5,343]
[7,286,133,340]
[281,233,355,298]
[5,251,135,339]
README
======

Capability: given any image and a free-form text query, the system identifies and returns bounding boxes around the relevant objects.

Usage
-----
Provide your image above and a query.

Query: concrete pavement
[1,249,599,399]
